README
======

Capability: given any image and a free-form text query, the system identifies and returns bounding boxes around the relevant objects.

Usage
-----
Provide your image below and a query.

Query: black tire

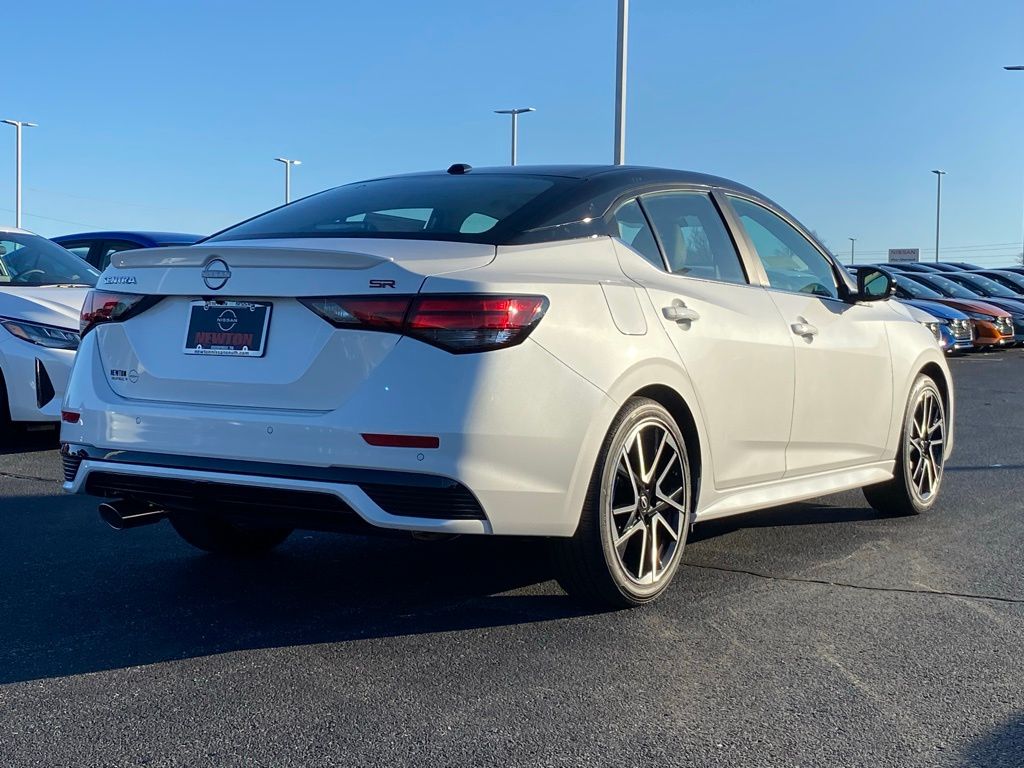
[552,397,692,609]
[863,374,947,516]
[168,512,292,556]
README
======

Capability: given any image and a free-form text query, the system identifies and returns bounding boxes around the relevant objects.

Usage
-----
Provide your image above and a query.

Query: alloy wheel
[906,388,945,502]
[606,417,689,586]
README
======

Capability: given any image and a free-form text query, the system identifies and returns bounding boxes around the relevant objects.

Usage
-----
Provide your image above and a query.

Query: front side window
[611,198,663,269]
[729,197,838,299]
[641,192,746,284]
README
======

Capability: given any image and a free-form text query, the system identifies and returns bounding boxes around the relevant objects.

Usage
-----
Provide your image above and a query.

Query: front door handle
[662,299,700,324]
[791,318,819,339]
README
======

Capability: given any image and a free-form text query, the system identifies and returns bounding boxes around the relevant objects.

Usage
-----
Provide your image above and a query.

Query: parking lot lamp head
[1,119,38,228]
[493,108,535,166]
[274,157,302,204]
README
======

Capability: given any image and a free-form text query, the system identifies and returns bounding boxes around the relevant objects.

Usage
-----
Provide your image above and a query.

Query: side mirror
[855,269,895,302]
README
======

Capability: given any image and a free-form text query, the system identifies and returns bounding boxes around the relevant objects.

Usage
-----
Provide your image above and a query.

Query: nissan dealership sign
[888,248,920,263]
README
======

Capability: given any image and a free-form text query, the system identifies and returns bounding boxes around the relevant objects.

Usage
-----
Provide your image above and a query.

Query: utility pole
[932,169,946,263]
[2,119,38,228]
[613,0,629,164]
[848,237,856,265]
[1005,66,1024,265]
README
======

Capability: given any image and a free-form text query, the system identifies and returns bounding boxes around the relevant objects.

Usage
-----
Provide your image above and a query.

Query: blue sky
[3,0,1023,265]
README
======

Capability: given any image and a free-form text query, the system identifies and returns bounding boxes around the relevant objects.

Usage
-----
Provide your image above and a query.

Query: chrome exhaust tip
[98,500,165,531]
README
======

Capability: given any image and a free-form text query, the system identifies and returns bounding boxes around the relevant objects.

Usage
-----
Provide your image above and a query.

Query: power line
[25,186,235,219]
[0,207,102,229]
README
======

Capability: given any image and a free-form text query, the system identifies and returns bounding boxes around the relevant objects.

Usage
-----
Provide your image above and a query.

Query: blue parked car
[901,299,974,353]
[51,231,203,271]
[847,266,974,353]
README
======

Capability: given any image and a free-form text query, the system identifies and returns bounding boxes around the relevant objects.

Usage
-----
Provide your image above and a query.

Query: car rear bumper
[62,444,492,534]
[60,334,615,536]
[0,336,75,422]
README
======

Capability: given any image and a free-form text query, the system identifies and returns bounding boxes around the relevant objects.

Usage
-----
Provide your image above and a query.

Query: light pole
[2,119,38,228]
[274,157,301,204]
[493,108,535,166]
[613,0,629,165]
[932,169,946,263]
[848,237,856,265]
[1005,66,1024,263]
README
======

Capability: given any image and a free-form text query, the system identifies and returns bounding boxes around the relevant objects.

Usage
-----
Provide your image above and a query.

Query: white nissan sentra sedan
[0,228,97,436]
[60,166,953,607]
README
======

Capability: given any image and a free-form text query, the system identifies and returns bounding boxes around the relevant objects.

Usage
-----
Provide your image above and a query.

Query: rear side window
[57,241,93,261]
[640,192,747,284]
[209,175,559,243]
[611,199,664,269]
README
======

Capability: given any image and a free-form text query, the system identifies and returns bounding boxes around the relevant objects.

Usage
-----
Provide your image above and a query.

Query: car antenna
[447,163,472,175]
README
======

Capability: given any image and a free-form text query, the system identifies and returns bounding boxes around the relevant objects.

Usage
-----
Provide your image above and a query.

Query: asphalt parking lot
[0,353,1022,768]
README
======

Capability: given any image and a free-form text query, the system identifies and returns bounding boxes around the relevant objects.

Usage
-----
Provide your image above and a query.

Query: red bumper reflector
[61,411,80,424]
[362,433,440,449]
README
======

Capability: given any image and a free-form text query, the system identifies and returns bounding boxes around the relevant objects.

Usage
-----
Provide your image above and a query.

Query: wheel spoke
[649,519,660,580]
[614,518,644,551]
[646,431,668,484]
[656,445,678,488]
[917,403,933,438]
[619,454,639,501]
[653,512,680,541]
[655,487,687,515]
[636,524,648,580]
[912,456,926,485]
[634,432,648,487]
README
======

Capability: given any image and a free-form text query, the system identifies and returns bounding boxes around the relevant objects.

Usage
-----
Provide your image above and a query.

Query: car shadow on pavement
[0,491,592,684]
[958,711,1024,767]
[0,426,59,456]
[0,491,886,685]
[689,500,883,543]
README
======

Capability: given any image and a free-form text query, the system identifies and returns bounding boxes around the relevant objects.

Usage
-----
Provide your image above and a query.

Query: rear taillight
[407,296,548,352]
[80,291,161,335]
[300,294,548,353]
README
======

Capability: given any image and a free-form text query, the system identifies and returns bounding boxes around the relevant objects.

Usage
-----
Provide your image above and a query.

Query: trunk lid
[95,239,494,410]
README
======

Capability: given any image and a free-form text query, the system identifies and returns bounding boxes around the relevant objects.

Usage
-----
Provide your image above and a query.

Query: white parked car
[60,166,953,607]
[0,228,97,436]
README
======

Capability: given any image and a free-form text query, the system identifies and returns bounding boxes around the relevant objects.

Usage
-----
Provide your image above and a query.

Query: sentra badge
[103,275,138,285]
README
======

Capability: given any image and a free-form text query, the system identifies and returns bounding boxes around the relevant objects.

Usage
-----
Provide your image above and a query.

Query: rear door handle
[662,299,700,324]
[791,318,819,339]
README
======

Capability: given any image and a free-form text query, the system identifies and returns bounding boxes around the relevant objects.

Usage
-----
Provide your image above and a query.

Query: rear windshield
[208,174,563,243]
[0,233,98,287]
